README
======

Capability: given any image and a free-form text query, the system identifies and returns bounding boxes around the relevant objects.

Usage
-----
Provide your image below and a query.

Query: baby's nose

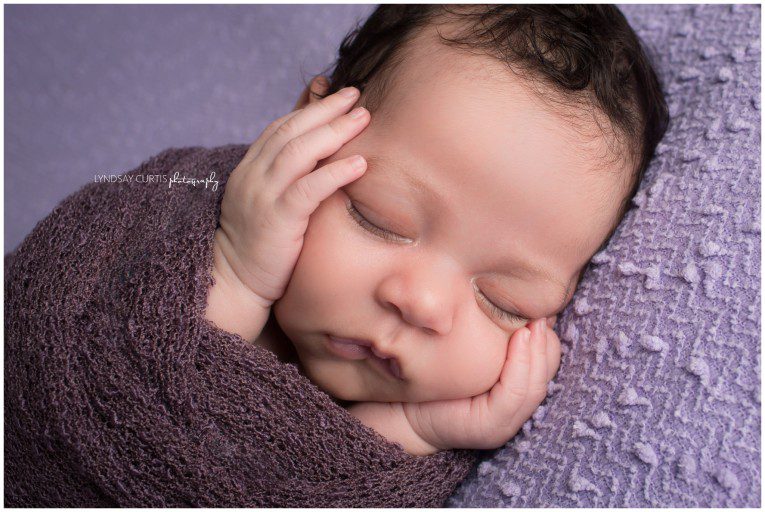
[377,279,456,335]
[376,254,462,335]
[388,298,452,336]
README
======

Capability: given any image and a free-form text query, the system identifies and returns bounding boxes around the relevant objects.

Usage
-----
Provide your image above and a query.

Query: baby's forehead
[369,25,632,180]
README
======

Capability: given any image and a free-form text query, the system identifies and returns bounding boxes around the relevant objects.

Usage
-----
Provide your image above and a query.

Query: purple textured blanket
[4,144,476,507]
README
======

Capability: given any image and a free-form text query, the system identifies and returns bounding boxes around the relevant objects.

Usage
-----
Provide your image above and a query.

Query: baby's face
[274,27,629,403]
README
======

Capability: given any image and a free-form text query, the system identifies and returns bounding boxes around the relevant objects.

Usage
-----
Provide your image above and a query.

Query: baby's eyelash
[347,200,527,324]
[478,291,528,323]
[346,201,407,242]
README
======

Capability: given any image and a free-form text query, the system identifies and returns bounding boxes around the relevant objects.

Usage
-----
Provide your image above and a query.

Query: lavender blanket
[448,4,761,507]
[4,146,476,507]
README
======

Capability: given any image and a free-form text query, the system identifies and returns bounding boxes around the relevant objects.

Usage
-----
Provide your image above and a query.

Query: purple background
[5,4,374,252]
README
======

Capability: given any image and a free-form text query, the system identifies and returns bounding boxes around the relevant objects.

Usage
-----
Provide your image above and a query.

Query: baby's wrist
[205,228,272,342]
[392,402,443,456]
[212,227,274,309]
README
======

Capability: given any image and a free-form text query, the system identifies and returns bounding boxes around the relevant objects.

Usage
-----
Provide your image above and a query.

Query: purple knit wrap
[4,145,476,507]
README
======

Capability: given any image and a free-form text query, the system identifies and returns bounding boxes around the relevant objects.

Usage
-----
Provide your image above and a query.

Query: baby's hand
[400,318,560,454]
[214,87,370,307]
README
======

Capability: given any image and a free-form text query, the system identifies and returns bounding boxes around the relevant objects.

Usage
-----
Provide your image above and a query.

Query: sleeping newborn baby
[205,5,668,455]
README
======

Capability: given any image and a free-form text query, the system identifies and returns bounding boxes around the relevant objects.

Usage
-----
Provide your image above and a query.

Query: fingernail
[521,328,531,345]
[350,155,366,170]
[349,107,367,119]
[339,87,359,99]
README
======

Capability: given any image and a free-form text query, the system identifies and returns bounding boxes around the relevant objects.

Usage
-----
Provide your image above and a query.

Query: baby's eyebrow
[363,154,446,209]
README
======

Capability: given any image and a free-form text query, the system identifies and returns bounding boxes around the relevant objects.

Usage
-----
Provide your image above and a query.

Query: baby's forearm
[205,229,271,342]
[347,402,440,456]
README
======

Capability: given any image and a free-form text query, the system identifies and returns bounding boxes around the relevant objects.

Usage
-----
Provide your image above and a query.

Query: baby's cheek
[443,340,507,398]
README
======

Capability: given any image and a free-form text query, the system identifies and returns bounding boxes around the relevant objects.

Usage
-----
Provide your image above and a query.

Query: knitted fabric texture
[4,144,477,507]
[448,4,761,507]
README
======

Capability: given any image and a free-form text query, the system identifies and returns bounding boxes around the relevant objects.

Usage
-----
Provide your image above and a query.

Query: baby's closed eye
[476,289,529,324]
[345,200,409,243]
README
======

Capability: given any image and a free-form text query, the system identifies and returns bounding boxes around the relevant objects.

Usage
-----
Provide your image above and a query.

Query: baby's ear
[292,75,330,111]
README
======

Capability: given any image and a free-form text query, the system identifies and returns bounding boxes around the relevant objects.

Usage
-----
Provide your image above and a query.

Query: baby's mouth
[325,334,403,380]
[325,335,371,359]
[368,350,403,380]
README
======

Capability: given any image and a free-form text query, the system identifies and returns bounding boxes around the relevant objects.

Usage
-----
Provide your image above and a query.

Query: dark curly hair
[306,4,670,259]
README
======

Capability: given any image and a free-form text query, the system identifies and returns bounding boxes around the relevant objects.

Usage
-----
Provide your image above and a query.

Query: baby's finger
[512,318,549,422]
[546,327,562,381]
[528,319,549,400]
[483,320,548,442]
[241,109,303,164]
[276,155,367,222]
[266,106,369,193]
[257,86,361,169]
[485,326,531,421]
